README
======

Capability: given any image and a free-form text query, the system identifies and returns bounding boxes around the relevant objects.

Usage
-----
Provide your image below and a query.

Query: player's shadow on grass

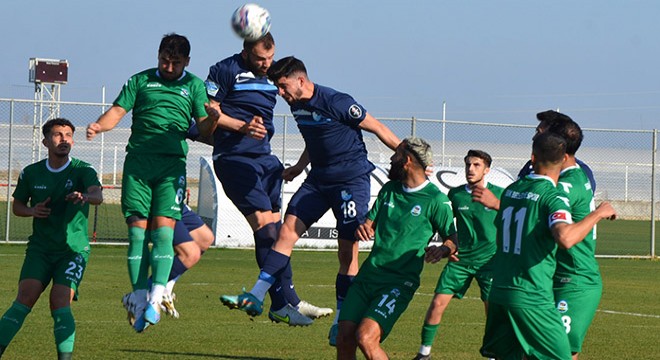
[121,349,286,359]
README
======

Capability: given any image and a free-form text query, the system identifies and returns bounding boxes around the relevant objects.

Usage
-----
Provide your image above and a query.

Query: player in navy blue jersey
[220,56,401,345]
[206,34,330,326]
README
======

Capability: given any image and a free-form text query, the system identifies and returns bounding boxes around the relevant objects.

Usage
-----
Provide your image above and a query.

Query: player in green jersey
[548,118,601,359]
[480,131,616,360]
[0,118,103,360]
[336,137,458,360]
[414,150,504,360]
[86,33,218,332]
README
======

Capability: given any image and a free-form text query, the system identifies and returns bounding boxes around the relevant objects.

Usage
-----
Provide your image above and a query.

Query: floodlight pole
[28,58,68,161]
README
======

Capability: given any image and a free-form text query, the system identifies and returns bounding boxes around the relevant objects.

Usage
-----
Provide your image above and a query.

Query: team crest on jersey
[180,88,189,98]
[75,254,83,264]
[348,104,362,119]
[178,176,186,187]
[205,80,219,97]
[341,190,352,201]
[556,300,569,313]
[65,179,73,191]
[410,204,422,217]
[311,112,331,123]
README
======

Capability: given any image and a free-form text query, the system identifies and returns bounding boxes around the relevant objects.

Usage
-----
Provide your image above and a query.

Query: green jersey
[554,165,601,289]
[448,182,504,266]
[355,180,456,289]
[489,174,572,308]
[12,158,101,254]
[114,68,208,156]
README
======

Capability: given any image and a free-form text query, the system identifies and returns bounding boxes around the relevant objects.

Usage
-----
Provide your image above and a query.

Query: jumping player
[86,33,218,332]
[220,56,401,345]
[205,34,329,326]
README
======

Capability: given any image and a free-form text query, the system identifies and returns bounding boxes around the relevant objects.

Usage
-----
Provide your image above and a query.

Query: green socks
[127,226,150,290]
[0,303,77,357]
[52,307,75,354]
[0,301,31,350]
[421,322,440,346]
[150,227,175,287]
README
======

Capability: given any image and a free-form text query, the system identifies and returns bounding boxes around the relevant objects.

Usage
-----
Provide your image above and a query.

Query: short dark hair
[42,118,75,137]
[545,118,583,156]
[267,56,307,81]
[536,110,572,133]
[244,32,274,52]
[532,131,566,165]
[159,33,191,58]
[464,149,492,168]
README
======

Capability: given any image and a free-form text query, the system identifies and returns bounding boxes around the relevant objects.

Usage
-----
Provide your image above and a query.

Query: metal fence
[1,98,657,257]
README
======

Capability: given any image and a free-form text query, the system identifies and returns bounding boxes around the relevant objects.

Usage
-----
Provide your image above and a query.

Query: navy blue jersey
[290,84,375,182]
[518,158,596,192]
[205,54,278,156]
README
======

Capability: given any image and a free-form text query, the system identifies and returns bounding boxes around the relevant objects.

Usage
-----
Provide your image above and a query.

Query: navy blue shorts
[213,154,284,216]
[286,173,370,241]
[173,204,206,246]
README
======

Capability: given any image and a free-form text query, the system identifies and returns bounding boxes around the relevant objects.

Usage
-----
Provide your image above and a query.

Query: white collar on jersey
[527,173,557,186]
[402,179,430,193]
[560,164,580,176]
[46,157,72,173]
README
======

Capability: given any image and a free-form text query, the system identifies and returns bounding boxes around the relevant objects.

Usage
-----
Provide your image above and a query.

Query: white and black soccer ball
[231,3,271,42]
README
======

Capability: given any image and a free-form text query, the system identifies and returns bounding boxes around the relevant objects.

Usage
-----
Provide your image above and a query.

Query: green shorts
[481,302,572,360]
[122,153,186,220]
[338,280,417,341]
[19,247,89,299]
[554,285,602,353]
[435,260,493,301]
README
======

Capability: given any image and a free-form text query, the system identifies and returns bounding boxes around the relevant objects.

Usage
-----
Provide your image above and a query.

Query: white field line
[415,293,660,319]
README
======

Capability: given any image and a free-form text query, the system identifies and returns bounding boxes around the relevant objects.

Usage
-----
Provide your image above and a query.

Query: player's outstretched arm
[282,148,310,182]
[87,105,127,140]
[358,113,401,151]
[552,202,616,249]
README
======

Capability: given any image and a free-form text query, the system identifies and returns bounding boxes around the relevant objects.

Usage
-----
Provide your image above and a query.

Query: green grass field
[0,245,659,359]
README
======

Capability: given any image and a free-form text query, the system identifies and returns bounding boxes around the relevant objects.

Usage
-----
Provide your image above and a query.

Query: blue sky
[2,0,659,129]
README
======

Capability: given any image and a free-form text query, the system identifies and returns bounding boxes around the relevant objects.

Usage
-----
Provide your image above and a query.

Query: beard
[388,164,405,181]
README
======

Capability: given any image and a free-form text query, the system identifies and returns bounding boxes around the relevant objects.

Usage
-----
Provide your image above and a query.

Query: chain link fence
[1,98,657,257]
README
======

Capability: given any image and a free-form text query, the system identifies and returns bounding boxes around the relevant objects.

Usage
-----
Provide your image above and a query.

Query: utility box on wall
[29,58,68,84]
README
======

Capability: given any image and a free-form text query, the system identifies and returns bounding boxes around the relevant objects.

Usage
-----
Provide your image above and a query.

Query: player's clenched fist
[86,122,102,140]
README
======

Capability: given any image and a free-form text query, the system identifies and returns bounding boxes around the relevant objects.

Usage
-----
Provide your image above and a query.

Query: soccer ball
[231,3,271,42]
